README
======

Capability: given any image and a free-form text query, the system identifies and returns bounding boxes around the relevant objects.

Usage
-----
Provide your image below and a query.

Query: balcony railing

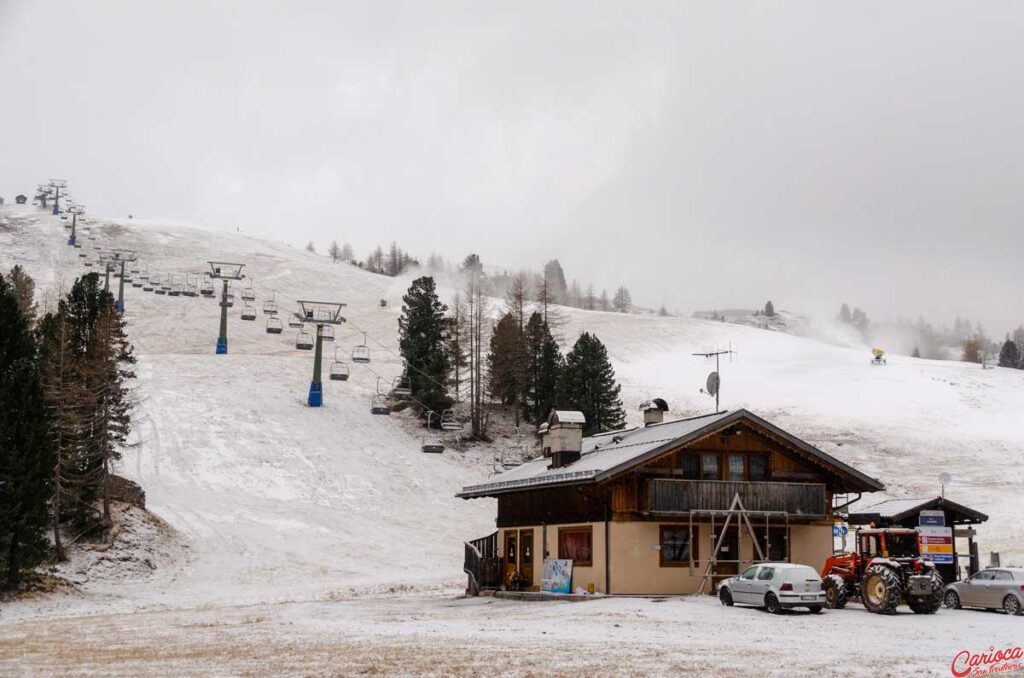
[647,479,827,519]
[464,531,502,595]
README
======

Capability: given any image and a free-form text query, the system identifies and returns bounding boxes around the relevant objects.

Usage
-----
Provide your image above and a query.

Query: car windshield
[886,532,919,558]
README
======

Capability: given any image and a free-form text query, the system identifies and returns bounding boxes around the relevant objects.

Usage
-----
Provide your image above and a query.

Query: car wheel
[944,590,961,609]
[719,587,734,607]
[1003,595,1023,616]
[807,605,824,614]
[765,592,783,615]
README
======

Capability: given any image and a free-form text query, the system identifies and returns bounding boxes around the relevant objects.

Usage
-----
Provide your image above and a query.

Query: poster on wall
[918,525,954,564]
[540,559,573,594]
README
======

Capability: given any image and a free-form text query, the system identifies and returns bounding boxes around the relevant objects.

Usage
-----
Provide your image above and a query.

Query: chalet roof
[848,496,988,525]
[458,408,885,499]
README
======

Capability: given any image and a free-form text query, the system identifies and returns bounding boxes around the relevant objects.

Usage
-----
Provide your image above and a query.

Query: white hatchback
[718,563,826,614]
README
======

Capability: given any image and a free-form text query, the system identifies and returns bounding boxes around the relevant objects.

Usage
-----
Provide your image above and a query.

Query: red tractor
[821,527,943,614]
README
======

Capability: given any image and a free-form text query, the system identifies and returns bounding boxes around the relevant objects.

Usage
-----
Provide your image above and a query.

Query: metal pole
[715,353,720,413]
[68,212,77,246]
[308,324,324,406]
[216,280,229,354]
[104,264,111,293]
[52,185,60,215]
[116,260,126,313]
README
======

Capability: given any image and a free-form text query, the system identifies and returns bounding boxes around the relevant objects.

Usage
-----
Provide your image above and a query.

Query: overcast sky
[2,1,1022,334]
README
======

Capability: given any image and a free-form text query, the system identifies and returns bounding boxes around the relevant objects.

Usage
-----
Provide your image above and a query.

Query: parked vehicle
[821,527,943,614]
[944,567,1024,616]
[719,563,826,614]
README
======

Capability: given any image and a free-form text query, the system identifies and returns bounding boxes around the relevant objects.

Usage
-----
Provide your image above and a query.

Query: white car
[718,563,827,613]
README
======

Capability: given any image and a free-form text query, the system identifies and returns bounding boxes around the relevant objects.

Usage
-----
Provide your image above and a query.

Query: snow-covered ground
[1,204,1022,675]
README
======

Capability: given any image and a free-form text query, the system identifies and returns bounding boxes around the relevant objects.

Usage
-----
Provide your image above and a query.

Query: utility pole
[693,345,736,413]
[207,261,246,354]
[295,300,346,407]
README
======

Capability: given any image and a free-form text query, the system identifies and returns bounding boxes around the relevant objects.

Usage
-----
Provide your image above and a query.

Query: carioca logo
[951,645,1024,677]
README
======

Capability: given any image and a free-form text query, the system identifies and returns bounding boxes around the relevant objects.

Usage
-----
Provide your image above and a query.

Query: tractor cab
[857,528,922,562]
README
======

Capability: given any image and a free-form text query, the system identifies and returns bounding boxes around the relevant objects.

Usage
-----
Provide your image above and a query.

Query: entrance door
[712,526,740,579]
[504,531,518,584]
[519,530,535,586]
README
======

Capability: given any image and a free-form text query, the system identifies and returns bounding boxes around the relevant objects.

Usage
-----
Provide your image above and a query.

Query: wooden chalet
[460,407,883,595]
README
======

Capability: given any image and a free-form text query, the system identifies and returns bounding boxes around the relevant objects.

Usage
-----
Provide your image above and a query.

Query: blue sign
[919,510,946,527]
[922,553,954,564]
[832,525,848,537]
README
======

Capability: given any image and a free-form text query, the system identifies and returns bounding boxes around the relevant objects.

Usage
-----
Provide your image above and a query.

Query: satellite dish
[706,371,720,396]
[938,472,952,486]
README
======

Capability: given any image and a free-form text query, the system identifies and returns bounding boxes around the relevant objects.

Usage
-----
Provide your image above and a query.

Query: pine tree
[584,284,596,311]
[543,260,567,302]
[445,291,468,403]
[962,336,981,363]
[522,312,562,425]
[328,241,342,263]
[462,255,490,436]
[599,289,610,312]
[305,241,316,254]
[1012,326,1024,366]
[0,273,53,590]
[999,337,1020,368]
[612,286,632,313]
[912,346,921,358]
[658,304,669,317]
[839,303,852,324]
[559,332,625,434]
[398,277,452,417]
[764,300,775,317]
[7,265,37,326]
[488,313,523,408]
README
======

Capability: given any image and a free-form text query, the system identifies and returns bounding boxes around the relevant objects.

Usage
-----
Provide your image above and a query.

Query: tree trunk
[6,525,21,591]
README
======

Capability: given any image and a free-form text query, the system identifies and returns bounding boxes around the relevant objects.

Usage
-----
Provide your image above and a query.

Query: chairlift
[154,285,167,295]
[440,409,464,431]
[200,280,214,297]
[265,317,283,334]
[241,286,255,302]
[241,304,256,321]
[422,412,445,453]
[132,279,143,288]
[295,329,314,350]
[329,360,349,381]
[78,252,87,258]
[263,300,278,315]
[391,375,412,398]
[352,332,371,363]
[84,261,94,267]
[288,314,304,328]
[143,282,154,292]
[370,395,391,415]
[321,325,335,342]
[168,284,182,297]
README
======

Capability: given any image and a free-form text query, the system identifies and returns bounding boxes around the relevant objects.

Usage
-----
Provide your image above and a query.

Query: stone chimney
[641,398,669,427]
[541,410,586,469]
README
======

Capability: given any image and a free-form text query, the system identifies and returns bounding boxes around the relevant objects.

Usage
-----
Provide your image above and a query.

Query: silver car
[944,567,1024,615]
[719,563,827,614]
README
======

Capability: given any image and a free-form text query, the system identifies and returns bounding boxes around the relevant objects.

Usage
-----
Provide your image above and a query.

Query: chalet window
[660,525,697,566]
[700,453,719,480]
[681,453,699,480]
[748,455,768,481]
[728,454,745,481]
[558,526,593,566]
[505,533,518,564]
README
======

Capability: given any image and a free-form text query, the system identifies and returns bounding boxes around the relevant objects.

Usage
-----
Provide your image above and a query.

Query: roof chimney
[640,398,669,427]
[541,410,586,469]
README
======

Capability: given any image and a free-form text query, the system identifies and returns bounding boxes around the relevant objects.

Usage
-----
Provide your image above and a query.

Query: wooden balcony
[647,479,827,519]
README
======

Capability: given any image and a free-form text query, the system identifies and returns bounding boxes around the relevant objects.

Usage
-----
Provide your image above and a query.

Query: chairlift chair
[329,360,349,381]
[321,325,335,342]
[288,314,304,328]
[241,286,255,302]
[370,395,391,415]
[440,409,464,431]
[421,412,445,453]
[142,282,154,292]
[168,284,182,297]
[200,280,214,297]
[132,279,143,288]
[265,317,283,334]
[391,375,412,398]
[241,304,256,321]
[295,329,314,350]
[78,252,87,258]
[84,261,94,267]
[263,300,278,315]
[352,332,371,364]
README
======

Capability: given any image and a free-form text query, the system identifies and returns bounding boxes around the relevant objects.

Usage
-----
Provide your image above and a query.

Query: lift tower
[66,204,84,246]
[207,261,246,354]
[294,300,347,407]
[48,179,67,215]
[110,249,137,313]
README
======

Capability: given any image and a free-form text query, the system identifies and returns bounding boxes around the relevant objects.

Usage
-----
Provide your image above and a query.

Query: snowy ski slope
[1,204,1022,617]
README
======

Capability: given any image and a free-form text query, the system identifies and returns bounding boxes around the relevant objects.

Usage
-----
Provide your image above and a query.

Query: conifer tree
[999,337,1020,368]
[398,276,452,416]
[522,312,562,425]
[558,332,625,434]
[488,313,523,408]
[7,265,37,326]
[0,273,53,590]
[764,300,775,317]
[340,242,354,263]
[328,240,342,262]
[305,241,316,254]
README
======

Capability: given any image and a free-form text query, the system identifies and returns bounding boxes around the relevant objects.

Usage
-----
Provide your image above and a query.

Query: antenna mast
[692,344,737,413]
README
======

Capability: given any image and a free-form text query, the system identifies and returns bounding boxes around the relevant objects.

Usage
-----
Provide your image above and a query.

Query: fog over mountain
[2,1,1021,334]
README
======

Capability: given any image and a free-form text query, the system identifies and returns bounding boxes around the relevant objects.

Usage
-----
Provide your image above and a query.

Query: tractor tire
[908,570,943,615]
[861,564,903,615]
[823,574,848,610]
